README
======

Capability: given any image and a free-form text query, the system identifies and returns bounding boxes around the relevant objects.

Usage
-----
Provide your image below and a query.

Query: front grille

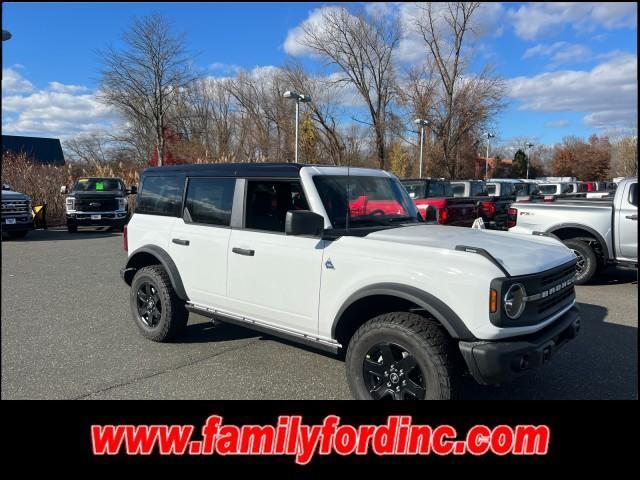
[540,264,576,288]
[2,200,30,216]
[75,198,119,211]
[536,287,574,315]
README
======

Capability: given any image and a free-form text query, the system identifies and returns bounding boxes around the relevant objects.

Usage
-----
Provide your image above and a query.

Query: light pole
[484,132,495,180]
[414,118,430,178]
[283,90,311,164]
[524,142,534,179]
[2,30,12,41]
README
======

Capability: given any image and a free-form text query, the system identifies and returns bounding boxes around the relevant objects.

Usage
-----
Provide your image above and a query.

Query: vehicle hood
[1,190,30,200]
[365,225,576,277]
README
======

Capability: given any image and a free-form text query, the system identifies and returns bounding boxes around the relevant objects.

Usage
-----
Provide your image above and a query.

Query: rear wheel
[563,239,597,284]
[130,265,188,342]
[345,312,458,400]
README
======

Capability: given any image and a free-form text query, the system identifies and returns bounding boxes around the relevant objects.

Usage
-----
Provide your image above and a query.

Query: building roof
[2,135,65,165]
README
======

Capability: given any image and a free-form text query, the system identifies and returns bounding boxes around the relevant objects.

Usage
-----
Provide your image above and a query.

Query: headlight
[118,197,128,210]
[66,197,75,211]
[504,283,527,319]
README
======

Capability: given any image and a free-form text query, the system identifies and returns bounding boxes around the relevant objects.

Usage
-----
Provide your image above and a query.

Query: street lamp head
[283,90,311,102]
[526,142,534,148]
[486,132,495,139]
[2,30,12,41]
[414,118,429,126]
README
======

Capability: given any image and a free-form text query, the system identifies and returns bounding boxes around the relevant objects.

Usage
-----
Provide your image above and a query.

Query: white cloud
[48,81,88,94]
[284,6,344,57]
[544,119,570,128]
[522,42,592,67]
[209,62,242,76]
[508,52,638,131]
[508,2,637,40]
[2,72,117,139]
[2,68,35,94]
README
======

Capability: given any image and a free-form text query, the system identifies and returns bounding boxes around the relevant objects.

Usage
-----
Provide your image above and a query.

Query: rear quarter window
[136,175,184,216]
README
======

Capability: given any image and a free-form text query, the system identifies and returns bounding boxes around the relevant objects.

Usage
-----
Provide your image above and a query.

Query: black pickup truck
[61,177,136,233]
[450,180,513,230]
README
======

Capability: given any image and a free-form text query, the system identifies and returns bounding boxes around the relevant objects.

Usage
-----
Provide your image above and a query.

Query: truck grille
[75,198,118,211]
[2,199,30,216]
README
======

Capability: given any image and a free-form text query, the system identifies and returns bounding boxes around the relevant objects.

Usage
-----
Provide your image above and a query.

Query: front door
[226,179,324,336]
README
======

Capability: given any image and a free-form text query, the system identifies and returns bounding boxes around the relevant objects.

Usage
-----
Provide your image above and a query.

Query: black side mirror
[285,210,324,236]
[128,185,137,195]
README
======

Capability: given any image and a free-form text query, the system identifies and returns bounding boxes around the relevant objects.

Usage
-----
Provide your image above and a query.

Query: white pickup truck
[121,163,581,400]
[509,177,638,284]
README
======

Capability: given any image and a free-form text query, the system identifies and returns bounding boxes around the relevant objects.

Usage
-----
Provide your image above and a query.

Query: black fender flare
[124,245,189,301]
[547,223,610,260]
[331,283,476,341]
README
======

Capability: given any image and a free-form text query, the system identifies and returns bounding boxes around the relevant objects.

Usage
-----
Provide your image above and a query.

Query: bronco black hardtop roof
[142,162,312,178]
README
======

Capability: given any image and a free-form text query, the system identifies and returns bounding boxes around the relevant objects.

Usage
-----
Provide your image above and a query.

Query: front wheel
[345,312,458,400]
[130,265,188,342]
[7,230,28,239]
[67,224,77,233]
[563,239,597,284]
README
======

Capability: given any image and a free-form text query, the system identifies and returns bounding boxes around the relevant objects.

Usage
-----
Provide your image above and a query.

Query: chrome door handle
[626,215,638,220]
[172,238,190,246]
[232,247,255,256]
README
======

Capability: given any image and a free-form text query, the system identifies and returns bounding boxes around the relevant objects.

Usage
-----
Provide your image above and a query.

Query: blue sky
[2,2,637,148]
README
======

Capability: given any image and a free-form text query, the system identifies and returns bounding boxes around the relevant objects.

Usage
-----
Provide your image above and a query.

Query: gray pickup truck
[508,177,637,284]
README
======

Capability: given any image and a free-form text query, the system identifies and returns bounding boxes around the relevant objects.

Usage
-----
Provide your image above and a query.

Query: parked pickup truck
[61,177,137,233]
[508,177,638,284]
[1,183,33,239]
[451,180,511,230]
[401,179,477,227]
[121,163,581,400]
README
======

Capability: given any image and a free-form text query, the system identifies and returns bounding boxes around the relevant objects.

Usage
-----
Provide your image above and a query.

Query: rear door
[167,177,236,308]
[616,181,638,261]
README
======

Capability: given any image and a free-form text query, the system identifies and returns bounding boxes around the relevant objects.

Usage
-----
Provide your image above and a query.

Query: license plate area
[91,214,101,220]
[5,218,16,224]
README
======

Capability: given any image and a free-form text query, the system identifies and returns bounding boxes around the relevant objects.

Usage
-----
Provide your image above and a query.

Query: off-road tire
[345,312,458,400]
[7,230,28,239]
[130,265,188,342]
[563,239,597,285]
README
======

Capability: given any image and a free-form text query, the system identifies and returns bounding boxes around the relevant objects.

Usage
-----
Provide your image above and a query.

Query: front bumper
[67,211,128,227]
[1,217,34,232]
[459,305,581,385]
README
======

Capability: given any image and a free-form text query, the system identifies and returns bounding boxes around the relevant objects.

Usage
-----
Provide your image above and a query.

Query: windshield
[427,181,453,197]
[401,181,426,199]
[74,178,124,192]
[313,175,421,228]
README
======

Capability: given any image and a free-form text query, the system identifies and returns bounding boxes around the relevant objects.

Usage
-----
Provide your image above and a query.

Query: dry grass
[2,152,142,226]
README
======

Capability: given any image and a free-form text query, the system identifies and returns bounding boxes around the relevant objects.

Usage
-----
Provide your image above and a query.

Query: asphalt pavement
[1,227,637,400]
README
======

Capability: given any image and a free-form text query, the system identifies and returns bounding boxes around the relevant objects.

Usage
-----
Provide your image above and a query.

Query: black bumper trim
[459,305,581,385]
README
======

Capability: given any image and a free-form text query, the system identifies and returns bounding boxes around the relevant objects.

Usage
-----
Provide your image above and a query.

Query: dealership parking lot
[2,227,637,400]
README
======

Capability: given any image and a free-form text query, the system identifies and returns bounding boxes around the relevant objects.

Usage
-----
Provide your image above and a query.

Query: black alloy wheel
[136,281,162,327]
[363,342,426,400]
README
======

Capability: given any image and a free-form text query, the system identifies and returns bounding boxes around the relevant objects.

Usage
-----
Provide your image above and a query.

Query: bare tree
[63,133,113,165]
[282,61,347,165]
[297,7,399,169]
[413,2,506,177]
[98,13,195,166]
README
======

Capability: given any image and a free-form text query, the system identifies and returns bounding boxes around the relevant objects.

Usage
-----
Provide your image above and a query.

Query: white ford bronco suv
[121,163,581,400]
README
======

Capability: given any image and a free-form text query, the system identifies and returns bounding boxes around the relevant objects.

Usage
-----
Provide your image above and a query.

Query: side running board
[455,245,511,278]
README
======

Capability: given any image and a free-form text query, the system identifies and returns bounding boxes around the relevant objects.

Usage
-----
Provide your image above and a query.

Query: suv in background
[120,163,581,400]
[1,183,33,239]
[61,177,136,233]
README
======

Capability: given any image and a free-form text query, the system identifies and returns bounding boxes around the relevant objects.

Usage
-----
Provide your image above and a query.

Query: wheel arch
[124,245,189,301]
[331,283,476,348]
[548,223,610,259]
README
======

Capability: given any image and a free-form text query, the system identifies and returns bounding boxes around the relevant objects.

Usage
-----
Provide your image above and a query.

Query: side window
[451,184,464,197]
[629,183,638,207]
[136,176,183,216]
[183,177,235,226]
[245,180,309,233]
